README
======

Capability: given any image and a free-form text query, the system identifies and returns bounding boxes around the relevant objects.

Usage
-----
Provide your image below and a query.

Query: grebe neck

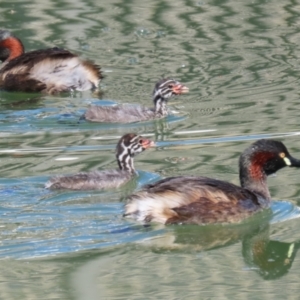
[239,164,271,202]
[117,150,135,174]
[154,95,168,116]
[0,36,24,62]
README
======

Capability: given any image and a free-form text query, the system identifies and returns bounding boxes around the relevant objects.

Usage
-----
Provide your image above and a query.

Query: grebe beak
[141,139,156,149]
[172,84,189,95]
[286,156,300,167]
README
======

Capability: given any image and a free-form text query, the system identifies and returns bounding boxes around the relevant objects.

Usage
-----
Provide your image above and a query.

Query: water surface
[1,0,300,298]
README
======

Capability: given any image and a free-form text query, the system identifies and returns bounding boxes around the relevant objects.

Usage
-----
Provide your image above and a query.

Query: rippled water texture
[1,0,300,298]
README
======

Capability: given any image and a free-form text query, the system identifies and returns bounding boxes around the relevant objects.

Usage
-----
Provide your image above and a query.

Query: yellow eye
[279,152,285,158]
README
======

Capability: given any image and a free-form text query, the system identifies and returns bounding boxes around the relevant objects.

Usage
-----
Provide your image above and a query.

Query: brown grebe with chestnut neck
[0,30,102,94]
[124,139,300,224]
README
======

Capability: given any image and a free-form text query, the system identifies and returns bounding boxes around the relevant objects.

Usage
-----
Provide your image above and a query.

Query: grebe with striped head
[46,133,154,190]
[83,78,189,123]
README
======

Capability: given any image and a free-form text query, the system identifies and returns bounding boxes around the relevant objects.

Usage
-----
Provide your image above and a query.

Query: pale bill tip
[181,86,189,93]
[283,157,291,166]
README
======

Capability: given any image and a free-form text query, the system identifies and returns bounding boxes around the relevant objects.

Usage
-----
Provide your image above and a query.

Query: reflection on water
[1,214,300,299]
[242,229,299,280]
[1,0,300,298]
[69,219,300,299]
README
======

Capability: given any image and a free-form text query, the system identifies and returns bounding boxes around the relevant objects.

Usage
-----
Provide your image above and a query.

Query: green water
[1,0,300,298]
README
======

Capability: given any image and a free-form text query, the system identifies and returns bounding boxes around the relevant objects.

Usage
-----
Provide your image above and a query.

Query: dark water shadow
[136,212,299,280]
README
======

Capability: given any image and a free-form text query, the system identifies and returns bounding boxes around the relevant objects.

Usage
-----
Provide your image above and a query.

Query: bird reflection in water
[140,213,299,280]
[242,230,298,280]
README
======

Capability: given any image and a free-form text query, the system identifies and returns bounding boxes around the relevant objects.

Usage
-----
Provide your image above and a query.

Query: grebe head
[0,29,24,62]
[116,133,155,173]
[239,139,300,192]
[152,78,189,115]
[0,30,12,42]
[153,78,189,100]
